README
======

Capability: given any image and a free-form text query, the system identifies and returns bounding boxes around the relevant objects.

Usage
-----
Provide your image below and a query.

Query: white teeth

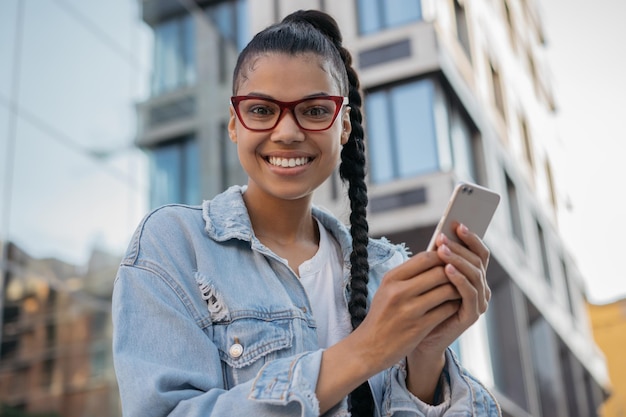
[268,156,310,167]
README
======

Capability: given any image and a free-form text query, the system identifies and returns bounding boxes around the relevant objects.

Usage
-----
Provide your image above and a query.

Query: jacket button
[229,343,244,358]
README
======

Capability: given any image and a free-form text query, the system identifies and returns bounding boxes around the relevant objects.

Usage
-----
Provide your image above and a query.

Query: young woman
[112,9,501,417]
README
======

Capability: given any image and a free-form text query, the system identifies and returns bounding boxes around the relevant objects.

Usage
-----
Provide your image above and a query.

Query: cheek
[234,131,265,163]
[326,135,344,163]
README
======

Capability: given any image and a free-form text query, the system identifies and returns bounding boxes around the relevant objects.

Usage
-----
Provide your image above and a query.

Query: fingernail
[460,223,469,235]
[439,233,448,244]
[440,244,451,255]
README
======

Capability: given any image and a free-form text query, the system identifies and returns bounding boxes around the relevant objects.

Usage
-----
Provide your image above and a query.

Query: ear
[228,106,238,143]
[340,107,352,145]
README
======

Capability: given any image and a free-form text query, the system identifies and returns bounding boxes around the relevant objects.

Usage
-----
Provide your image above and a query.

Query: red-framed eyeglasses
[230,95,349,132]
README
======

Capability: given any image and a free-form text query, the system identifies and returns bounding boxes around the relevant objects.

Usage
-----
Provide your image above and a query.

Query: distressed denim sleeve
[113,265,345,417]
[370,350,501,416]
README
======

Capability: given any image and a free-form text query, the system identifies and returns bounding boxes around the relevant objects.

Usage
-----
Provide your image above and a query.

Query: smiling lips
[267,156,311,168]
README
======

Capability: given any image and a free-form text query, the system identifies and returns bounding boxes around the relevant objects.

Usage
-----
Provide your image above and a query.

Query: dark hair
[232,10,374,416]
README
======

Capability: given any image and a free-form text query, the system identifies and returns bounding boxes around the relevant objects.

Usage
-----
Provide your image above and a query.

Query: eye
[247,103,275,117]
[238,98,279,119]
[305,107,330,117]
[298,100,333,119]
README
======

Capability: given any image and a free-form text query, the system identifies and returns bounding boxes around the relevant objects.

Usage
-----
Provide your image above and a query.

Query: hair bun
[282,9,343,45]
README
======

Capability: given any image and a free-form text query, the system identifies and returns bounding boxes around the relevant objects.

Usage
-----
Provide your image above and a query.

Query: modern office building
[135,1,610,415]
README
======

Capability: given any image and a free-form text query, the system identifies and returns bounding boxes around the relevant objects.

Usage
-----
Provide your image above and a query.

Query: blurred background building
[0,0,619,416]
[0,243,120,416]
[587,298,626,416]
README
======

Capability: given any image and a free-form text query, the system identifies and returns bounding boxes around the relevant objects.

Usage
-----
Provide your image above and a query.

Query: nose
[270,109,305,143]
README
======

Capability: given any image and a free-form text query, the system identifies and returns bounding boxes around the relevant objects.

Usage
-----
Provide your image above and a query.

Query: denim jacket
[112,185,501,417]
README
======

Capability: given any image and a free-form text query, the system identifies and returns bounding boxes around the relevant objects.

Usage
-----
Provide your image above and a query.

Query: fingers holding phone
[410,183,500,351]
[428,182,498,311]
[435,230,490,317]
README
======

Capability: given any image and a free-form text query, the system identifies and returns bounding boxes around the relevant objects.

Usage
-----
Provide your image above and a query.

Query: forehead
[235,53,342,98]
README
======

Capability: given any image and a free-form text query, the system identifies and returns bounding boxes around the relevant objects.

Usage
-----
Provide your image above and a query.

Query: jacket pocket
[212,317,294,387]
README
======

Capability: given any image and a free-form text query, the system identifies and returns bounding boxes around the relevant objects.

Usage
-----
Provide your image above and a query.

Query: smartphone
[426,182,501,251]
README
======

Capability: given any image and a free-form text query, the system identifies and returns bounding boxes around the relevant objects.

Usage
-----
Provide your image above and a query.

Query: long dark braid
[233,10,374,416]
[335,41,374,417]
[284,11,375,417]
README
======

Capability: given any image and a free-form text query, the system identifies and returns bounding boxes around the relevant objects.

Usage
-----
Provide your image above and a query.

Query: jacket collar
[202,185,398,266]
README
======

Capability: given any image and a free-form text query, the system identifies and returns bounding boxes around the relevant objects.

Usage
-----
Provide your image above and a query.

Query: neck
[243,188,318,246]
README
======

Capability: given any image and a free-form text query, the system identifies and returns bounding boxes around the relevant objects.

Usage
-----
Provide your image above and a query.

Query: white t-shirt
[299,218,352,348]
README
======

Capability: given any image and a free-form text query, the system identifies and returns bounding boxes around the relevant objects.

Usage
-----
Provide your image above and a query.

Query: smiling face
[228,52,351,204]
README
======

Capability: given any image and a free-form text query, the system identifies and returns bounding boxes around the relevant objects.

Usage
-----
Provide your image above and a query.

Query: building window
[151,13,196,96]
[205,0,248,52]
[447,99,481,183]
[149,136,200,208]
[91,343,108,379]
[490,61,507,122]
[545,160,557,210]
[454,0,472,62]
[206,0,249,82]
[536,221,552,285]
[45,323,56,348]
[506,174,524,248]
[365,78,438,184]
[502,0,517,51]
[486,281,533,411]
[526,46,539,95]
[519,115,534,171]
[41,358,54,388]
[357,0,422,34]
[560,258,577,318]
[1,338,18,361]
[529,316,563,416]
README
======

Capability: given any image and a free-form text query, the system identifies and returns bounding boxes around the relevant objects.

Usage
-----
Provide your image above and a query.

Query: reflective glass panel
[386,0,422,27]
[358,0,381,34]
[150,142,181,208]
[358,0,422,34]
[392,80,438,177]
[149,137,199,208]
[365,91,394,183]
[184,138,200,204]
[365,79,439,184]
[151,15,196,96]
[181,14,196,87]
[152,20,179,94]
[449,107,477,182]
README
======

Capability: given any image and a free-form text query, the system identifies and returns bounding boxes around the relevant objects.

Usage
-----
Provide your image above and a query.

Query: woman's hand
[317,246,459,412]
[349,243,463,373]
[415,223,491,354]
[405,223,492,402]
[317,224,491,411]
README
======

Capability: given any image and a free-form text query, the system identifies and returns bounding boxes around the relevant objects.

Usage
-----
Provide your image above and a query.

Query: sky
[0,0,624,304]
[540,0,626,303]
